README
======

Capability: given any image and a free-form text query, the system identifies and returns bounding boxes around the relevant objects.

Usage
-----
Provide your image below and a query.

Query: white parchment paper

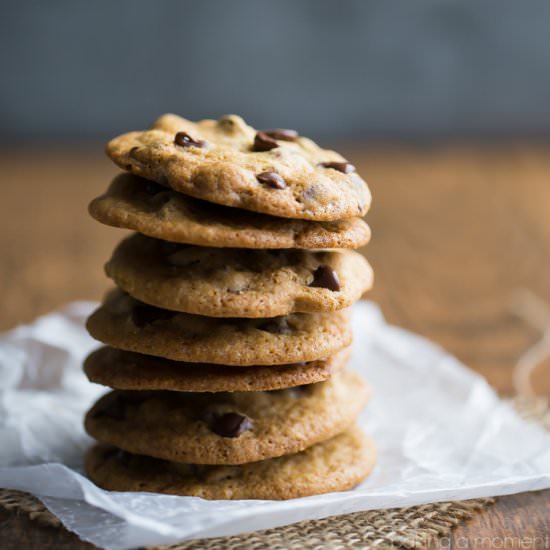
[0,301,548,550]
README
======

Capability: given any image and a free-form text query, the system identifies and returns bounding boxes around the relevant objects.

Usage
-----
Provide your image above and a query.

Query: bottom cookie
[85,426,376,500]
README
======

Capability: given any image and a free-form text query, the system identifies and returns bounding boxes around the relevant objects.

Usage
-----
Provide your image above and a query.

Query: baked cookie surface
[106,114,371,221]
[89,174,371,249]
[85,427,375,500]
[84,369,369,465]
[84,346,349,392]
[105,233,373,318]
[86,290,352,365]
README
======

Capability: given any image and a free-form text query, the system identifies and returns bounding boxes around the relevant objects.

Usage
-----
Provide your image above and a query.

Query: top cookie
[106,114,371,221]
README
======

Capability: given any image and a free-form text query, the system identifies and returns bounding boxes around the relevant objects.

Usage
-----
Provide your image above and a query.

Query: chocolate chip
[310,265,341,291]
[257,171,286,189]
[92,395,126,420]
[253,132,279,152]
[319,161,356,174]
[131,303,176,327]
[210,413,253,438]
[258,317,291,334]
[174,132,207,149]
[260,128,298,141]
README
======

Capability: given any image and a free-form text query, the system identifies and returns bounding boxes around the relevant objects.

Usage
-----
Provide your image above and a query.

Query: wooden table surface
[0,145,548,548]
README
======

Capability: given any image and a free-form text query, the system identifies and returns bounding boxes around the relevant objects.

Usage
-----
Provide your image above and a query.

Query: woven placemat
[0,490,494,549]
[0,397,547,550]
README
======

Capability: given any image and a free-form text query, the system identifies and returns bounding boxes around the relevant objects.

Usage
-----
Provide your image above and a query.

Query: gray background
[1,0,550,142]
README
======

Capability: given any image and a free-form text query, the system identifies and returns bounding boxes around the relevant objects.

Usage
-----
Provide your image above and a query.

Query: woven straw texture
[0,397,547,549]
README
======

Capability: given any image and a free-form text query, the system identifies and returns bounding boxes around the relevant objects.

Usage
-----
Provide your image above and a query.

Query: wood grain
[0,146,548,548]
[430,491,550,549]
[358,144,550,395]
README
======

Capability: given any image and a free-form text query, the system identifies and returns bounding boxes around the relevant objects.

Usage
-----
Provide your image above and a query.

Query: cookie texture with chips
[84,370,369,465]
[89,174,371,249]
[105,233,373,318]
[86,289,352,365]
[85,427,375,500]
[84,346,349,392]
[106,114,371,221]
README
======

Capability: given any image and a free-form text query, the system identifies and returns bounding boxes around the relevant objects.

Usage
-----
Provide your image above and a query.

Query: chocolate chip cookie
[84,111,376,501]
[106,114,371,221]
[86,289,352,365]
[85,426,376,499]
[84,369,369,464]
[104,233,373,318]
[89,174,371,249]
[84,346,349,392]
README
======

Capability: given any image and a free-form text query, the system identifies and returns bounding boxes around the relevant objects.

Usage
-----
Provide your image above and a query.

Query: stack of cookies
[83,114,376,500]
